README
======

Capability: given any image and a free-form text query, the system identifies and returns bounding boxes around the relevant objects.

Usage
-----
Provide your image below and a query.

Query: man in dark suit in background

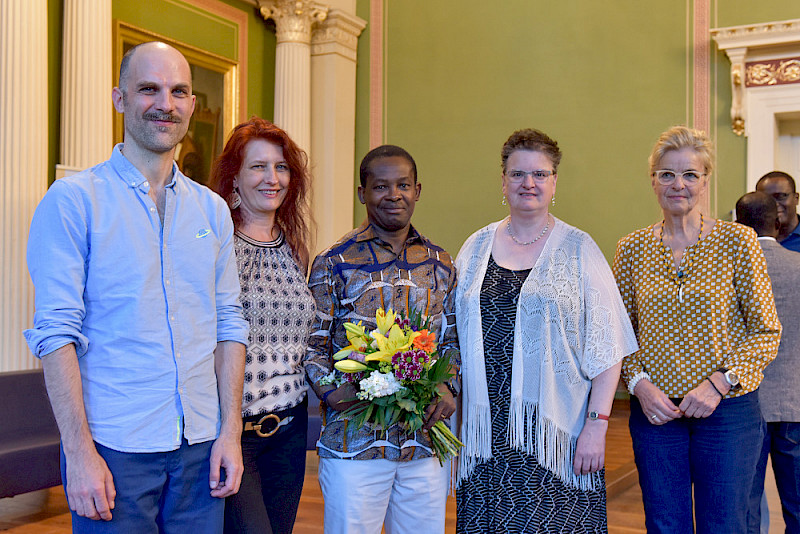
[737,191,800,534]
[756,171,800,253]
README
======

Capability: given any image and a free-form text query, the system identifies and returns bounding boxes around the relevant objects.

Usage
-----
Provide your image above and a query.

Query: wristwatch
[587,411,610,421]
[718,367,741,389]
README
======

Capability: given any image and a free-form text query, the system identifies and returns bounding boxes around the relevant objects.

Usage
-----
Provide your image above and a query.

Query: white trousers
[318,456,449,534]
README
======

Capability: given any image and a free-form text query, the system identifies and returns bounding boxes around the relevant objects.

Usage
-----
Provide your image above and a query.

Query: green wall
[353,0,800,260]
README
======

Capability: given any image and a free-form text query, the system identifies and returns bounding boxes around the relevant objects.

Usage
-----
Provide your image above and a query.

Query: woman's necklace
[507,216,550,246]
[659,213,704,303]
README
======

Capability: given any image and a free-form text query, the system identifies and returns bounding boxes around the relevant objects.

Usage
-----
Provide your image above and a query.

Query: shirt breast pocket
[171,229,221,290]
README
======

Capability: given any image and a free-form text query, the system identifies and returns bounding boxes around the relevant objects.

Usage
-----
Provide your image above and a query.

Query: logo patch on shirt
[195,229,210,238]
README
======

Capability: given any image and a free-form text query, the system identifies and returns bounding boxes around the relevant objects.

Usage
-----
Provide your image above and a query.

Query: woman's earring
[228,189,241,209]
[551,193,556,207]
[501,195,507,206]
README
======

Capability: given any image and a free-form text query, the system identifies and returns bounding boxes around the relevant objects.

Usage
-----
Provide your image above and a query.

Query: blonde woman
[613,126,781,533]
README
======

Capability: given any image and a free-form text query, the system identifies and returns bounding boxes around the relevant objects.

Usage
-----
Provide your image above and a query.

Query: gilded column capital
[258,0,329,45]
[311,9,367,62]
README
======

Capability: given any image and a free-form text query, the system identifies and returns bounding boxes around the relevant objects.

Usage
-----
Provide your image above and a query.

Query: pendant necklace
[659,213,703,303]
[507,216,550,246]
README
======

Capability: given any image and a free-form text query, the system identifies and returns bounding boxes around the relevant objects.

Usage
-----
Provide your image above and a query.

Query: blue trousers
[223,400,308,534]
[61,439,223,534]
[629,392,763,534]
[748,421,800,534]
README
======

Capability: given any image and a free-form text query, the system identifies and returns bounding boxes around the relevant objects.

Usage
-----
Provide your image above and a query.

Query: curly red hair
[209,117,313,271]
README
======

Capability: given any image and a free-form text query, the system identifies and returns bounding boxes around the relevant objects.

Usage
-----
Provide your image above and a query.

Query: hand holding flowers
[319,308,463,465]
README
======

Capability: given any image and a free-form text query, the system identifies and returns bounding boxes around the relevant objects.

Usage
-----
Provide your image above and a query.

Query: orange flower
[412,329,436,353]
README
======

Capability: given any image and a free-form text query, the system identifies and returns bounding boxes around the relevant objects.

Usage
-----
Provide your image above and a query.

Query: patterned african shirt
[613,220,780,397]
[305,222,460,461]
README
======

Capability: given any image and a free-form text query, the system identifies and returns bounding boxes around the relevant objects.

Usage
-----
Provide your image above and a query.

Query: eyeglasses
[505,169,556,183]
[652,170,706,185]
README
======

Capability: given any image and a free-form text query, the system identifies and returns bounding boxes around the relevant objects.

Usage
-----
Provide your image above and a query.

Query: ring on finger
[650,414,658,420]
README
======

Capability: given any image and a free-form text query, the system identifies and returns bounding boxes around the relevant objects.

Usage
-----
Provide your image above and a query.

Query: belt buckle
[254,414,281,437]
[246,414,293,437]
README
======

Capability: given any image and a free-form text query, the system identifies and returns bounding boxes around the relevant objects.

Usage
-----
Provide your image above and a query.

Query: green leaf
[396,398,416,412]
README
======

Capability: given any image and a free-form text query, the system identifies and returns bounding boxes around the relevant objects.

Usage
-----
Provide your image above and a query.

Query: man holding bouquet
[305,145,460,533]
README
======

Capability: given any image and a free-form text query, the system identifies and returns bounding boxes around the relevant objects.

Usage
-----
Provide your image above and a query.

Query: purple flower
[392,349,429,381]
[344,371,364,383]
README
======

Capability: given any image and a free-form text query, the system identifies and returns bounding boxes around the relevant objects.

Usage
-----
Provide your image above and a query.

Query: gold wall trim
[746,58,800,87]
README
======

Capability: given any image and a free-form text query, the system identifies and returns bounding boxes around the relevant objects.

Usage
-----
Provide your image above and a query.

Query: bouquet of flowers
[318,307,463,465]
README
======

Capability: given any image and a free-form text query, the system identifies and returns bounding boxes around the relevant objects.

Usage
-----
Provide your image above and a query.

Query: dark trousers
[224,399,308,534]
[62,439,223,534]
[748,421,800,534]
[629,392,763,534]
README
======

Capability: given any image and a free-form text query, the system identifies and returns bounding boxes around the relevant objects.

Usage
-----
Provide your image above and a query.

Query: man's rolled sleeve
[24,181,91,358]
[213,204,249,346]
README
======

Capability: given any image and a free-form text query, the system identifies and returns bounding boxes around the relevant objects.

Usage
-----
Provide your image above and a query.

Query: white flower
[317,370,339,386]
[357,371,405,400]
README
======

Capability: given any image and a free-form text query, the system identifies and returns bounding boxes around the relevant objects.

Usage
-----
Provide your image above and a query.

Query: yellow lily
[333,347,356,360]
[365,324,420,363]
[344,321,369,344]
[333,322,371,360]
[375,308,397,335]
[334,359,370,373]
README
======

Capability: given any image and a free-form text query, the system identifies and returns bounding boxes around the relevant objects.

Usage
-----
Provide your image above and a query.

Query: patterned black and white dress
[456,256,607,534]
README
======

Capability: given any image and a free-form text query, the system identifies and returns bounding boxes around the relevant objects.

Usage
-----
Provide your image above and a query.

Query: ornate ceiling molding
[712,18,800,135]
[712,19,800,50]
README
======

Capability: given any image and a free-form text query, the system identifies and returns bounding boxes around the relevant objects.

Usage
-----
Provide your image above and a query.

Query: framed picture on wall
[113,21,239,185]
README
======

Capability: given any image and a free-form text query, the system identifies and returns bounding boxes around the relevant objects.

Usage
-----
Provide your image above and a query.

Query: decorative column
[0,0,48,371]
[56,0,113,179]
[310,9,366,253]
[259,0,329,153]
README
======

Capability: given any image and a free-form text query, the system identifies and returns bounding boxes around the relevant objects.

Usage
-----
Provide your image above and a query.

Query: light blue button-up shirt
[24,144,249,453]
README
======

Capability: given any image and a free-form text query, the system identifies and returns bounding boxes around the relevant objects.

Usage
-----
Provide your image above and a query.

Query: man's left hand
[423,384,455,430]
[209,432,243,498]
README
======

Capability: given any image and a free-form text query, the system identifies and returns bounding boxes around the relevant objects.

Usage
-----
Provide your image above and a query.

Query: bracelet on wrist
[627,371,651,396]
[705,377,724,398]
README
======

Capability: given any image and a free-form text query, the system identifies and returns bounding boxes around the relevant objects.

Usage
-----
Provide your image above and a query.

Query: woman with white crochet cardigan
[454,128,638,534]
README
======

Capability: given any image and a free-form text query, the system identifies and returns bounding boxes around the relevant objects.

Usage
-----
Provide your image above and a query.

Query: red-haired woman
[210,117,315,534]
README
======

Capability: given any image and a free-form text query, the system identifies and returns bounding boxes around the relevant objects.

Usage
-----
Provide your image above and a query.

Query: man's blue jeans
[748,421,800,534]
[629,392,763,534]
[61,438,224,533]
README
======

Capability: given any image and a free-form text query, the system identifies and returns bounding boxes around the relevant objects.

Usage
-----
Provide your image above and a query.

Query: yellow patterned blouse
[613,220,780,397]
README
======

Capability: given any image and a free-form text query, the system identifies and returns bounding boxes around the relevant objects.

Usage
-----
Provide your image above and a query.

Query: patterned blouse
[305,222,460,461]
[613,220,780,397]
[234,231,315,416]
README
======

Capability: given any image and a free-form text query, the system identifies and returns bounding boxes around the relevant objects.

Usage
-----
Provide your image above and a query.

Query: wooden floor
[0,400,786,533]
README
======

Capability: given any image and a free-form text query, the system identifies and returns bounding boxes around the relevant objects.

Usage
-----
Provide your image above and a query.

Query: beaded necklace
[507,215,550,246]
[659,213,704,303]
